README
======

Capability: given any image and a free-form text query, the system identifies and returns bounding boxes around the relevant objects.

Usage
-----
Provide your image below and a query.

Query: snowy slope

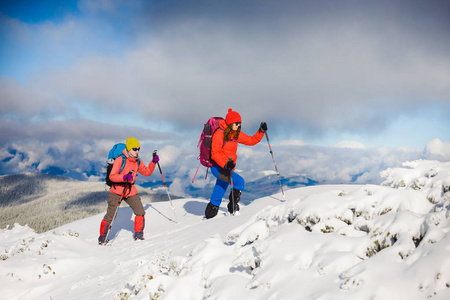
[1,160,450,299]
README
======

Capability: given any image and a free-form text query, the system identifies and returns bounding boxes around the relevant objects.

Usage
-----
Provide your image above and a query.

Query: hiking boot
[205,202,219,219]
[98,235,109,245]
[134,231,144,241]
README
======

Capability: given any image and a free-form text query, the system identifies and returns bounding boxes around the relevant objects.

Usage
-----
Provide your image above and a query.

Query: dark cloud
[0,118,176,144]
[0,0,449,180]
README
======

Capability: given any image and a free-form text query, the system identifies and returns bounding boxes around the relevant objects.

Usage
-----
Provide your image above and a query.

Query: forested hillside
[0,174,172,233]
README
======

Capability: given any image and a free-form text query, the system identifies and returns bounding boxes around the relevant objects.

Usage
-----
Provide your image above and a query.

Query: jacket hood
[219,119,228,130]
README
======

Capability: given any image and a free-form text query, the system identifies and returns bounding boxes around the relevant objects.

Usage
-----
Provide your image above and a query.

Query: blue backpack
[105,143,141,187]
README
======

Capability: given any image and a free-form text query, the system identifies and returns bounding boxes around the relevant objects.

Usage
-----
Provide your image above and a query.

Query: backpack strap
[191,163,210,183]
[192,162,201,183]
[205,167,209,180]
[119,154,127,173]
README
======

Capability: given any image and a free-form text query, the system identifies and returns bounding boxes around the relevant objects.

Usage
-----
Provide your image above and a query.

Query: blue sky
[1,0,450,186]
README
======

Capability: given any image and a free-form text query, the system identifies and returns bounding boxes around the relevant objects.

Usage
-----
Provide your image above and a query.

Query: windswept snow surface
[1,160,450,299]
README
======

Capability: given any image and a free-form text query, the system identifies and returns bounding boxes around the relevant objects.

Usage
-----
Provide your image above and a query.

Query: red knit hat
[225,108,241,125]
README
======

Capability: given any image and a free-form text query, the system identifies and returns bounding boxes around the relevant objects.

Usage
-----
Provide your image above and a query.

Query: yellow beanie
[126,137,140,151]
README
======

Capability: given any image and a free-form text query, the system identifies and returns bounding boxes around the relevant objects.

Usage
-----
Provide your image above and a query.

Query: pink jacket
[109,149,156,197]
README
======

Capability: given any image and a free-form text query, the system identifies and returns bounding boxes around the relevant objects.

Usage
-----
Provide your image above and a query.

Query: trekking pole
[228,157,235,216]
[105,171,133,242]
[154,150,178,223]
[264,131,285,200]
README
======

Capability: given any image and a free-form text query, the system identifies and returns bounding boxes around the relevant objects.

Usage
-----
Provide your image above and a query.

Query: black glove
[224,160,235,170]
[259,121,268,133]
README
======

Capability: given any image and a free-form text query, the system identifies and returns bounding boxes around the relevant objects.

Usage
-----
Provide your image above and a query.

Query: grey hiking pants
[103,192,145,223]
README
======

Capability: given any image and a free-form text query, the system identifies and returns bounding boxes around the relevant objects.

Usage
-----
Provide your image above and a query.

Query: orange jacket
[211,119,264,169]
[109,149,156,197]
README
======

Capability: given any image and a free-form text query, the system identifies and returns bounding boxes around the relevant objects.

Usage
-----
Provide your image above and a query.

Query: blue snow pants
[210,165,244,207]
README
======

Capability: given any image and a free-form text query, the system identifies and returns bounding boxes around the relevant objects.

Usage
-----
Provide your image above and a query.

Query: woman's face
[231,122,241,131]
[129,147,140,157]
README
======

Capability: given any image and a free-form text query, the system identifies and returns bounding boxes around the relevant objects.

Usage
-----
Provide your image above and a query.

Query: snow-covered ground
[1,160,450,299]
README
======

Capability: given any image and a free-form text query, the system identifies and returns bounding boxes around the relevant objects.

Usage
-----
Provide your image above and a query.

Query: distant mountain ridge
[141,173,319,202]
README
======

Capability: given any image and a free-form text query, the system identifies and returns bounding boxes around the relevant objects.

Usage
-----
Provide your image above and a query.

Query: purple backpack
[192,117,224,182]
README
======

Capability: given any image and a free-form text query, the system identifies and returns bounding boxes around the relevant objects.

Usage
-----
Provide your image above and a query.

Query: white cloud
[279,140,308,146]
[167,177,189,198]
[332,141,365,149]
[157,145,183,167]
[424,138,450,160]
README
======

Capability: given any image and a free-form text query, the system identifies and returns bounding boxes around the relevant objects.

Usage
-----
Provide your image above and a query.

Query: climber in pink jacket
[99,137,159,244]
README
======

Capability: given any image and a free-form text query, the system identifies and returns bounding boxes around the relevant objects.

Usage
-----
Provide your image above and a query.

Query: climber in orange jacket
[205,108,267,219]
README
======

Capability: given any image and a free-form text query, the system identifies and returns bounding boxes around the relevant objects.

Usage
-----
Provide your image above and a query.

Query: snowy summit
[1,160,450,299]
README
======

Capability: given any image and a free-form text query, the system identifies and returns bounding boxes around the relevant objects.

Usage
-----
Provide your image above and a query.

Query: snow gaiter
[228,188,241,214]
[134,215,145,240]
[98,219,111,243]
[205,202,219,219]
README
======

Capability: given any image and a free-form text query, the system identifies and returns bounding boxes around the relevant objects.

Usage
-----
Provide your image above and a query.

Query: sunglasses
[235,122,241,126]
[132,147,140,151]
